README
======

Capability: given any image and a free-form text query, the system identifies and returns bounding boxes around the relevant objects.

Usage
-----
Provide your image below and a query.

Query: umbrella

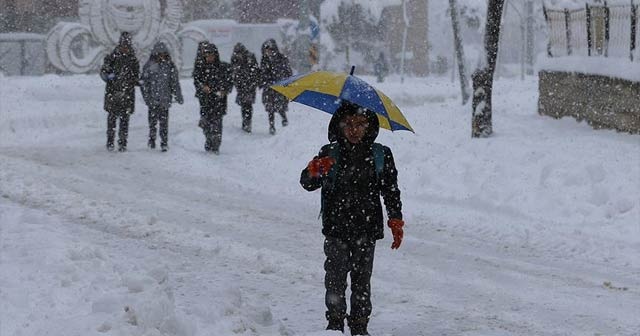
[270,66,413,132]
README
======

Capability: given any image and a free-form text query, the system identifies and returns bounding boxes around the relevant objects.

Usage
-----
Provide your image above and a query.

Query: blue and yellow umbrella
[271,67,414,132]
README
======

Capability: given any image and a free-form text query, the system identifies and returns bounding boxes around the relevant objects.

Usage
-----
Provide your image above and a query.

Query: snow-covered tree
[325,1,381,71]
[471,0,505,138]
[183,0,233,21]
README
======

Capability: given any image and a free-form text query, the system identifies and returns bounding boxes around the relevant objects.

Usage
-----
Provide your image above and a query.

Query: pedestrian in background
[374,52,389,83]
[193,43,233,154]
[100,32,139,152]
[231,43,260,133]
[139,42,183,152]
[260,39,292,135]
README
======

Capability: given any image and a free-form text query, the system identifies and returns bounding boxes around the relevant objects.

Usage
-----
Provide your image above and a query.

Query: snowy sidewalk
[1,74,639,335]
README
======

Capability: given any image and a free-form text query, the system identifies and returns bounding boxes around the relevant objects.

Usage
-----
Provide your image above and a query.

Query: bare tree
[448,0,469,104]
[471,0,505,138]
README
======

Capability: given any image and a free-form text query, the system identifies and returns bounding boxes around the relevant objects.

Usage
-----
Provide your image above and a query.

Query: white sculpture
[47,0,207,73]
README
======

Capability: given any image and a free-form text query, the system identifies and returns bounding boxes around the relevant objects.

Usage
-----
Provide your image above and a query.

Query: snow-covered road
[1,74,638,335]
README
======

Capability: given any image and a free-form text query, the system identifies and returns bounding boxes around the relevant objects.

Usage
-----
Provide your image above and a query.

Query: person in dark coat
[139,42,183,152]
[193,42,233,154]
[100,32,140,152]
[373,52,389,83]
[300,101,405,335]
[231,43,260,133]
[193,41,208,77]
[259,39,292,135]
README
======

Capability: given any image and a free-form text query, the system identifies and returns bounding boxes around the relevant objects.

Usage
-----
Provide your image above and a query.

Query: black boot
[326,320,344,332]
[118,139,127,152]
[107,135,115,151]
[349,324,369,335]
[148,139,156,149]
[348,317,370,335]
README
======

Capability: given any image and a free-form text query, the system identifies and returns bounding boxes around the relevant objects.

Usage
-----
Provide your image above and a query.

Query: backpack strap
[326,143,340,182]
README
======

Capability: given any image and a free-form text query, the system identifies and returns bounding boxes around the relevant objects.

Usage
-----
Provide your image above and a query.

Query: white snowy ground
[0,73,638,336]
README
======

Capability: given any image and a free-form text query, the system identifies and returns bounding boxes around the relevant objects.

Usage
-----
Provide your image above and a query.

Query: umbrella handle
[350,65,355,76]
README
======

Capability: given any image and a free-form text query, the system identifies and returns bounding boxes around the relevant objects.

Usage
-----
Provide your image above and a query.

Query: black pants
[240,103,253,130]
[148,106,169,146]
[324,237,376,325]
[265,103,287,128]
[107,112,130,148]
[200,107,223,152]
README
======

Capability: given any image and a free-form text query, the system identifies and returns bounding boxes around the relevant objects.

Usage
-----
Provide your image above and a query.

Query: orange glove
[388,218,404,249]
[307,157,336,178]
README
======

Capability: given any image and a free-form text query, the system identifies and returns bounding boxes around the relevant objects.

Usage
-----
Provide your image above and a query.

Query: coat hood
[233,43,247,55]
[261,39,280,54]
[202,43,220,64]
[150,42,169,56]
[118,32,133,47]
[328,100,379,145]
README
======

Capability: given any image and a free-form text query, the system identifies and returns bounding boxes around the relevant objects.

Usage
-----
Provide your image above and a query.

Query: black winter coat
[100,48,140,115]
[231,46,260,105]
[193,57,233,112]
[300,105,403,240]
[260,49,292,108]
[140,43,182,109]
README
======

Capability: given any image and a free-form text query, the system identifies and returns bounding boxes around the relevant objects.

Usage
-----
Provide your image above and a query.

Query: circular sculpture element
[47,0,189,73]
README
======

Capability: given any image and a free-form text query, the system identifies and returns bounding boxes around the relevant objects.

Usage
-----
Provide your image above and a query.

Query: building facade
[380,0,429,76]
[0,0,78,33]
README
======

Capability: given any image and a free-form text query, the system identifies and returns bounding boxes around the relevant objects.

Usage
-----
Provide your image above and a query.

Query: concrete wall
[538,71,640,134]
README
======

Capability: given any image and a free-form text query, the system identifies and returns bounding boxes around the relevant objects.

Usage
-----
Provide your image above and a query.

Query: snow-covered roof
[539,56,640,82]
[543,0,627,10]
[320,0,402,22]
[0,33,45,41]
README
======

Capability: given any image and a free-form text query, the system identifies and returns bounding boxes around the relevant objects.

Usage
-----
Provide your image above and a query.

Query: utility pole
[297,0,312,73]
[400,0,409,83]
[449,0,469,104]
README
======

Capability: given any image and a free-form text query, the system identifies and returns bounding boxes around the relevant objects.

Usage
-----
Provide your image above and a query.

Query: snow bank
[0,202,194,336]
[539,56,640,82]
[1,73,638,335]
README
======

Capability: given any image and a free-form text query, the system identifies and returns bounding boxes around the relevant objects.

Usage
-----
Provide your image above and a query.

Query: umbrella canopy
[270,67,413,132]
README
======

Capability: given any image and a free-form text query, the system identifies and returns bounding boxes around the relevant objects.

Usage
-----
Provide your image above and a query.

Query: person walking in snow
[139,42,183,152]
[373,52,389,83]
[100,32,140,152]
[231,43,260,133]
[300,101,405,335]
[193,42,233,154]
[259,38,292,135]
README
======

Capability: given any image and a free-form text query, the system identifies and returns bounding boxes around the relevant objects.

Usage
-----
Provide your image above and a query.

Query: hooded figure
[193,41,209,79]
[192,42,233,153]
[259,39,292,135]
[231,43,260,133]
[373,52,389,83]
[139,42,183,151]
[100,32,140,151]
[299,101,404,335]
